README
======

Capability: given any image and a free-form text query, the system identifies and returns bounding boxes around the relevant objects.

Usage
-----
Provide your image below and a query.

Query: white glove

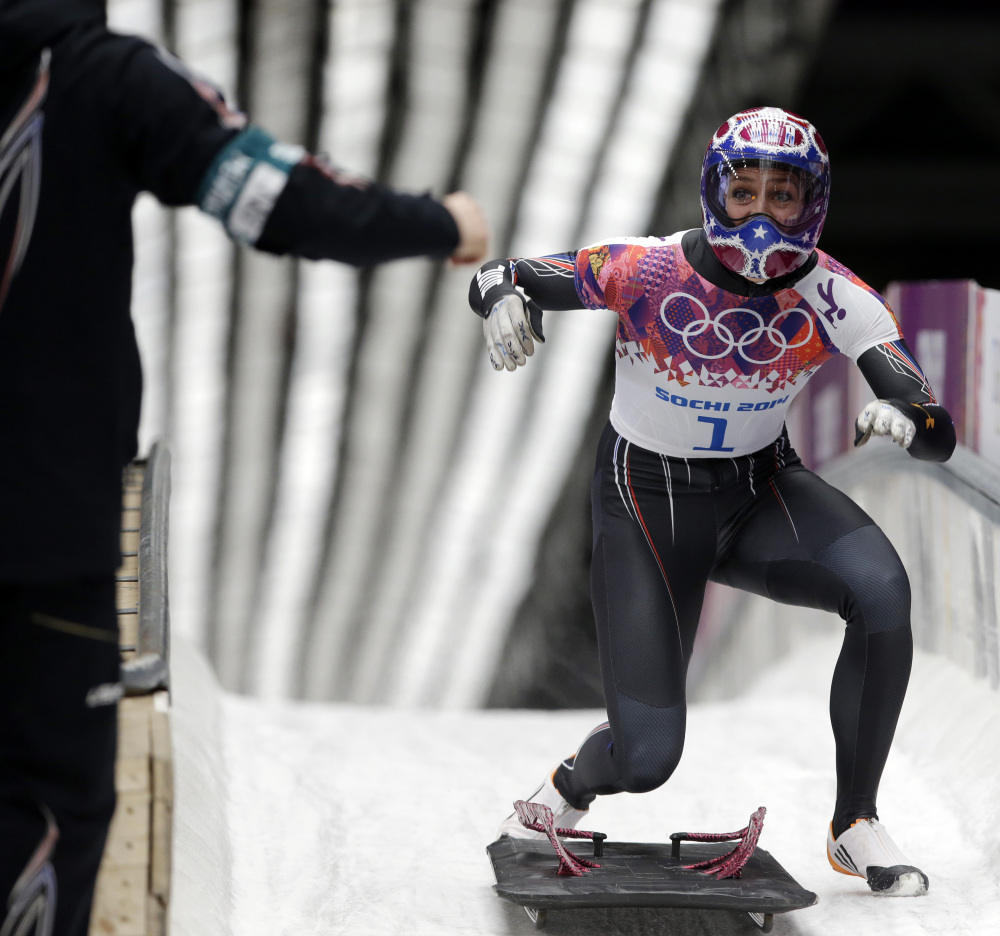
[854,399,916,449]
[484,293,540,372]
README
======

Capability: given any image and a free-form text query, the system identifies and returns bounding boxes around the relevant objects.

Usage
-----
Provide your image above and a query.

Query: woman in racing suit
[470,107,954,897]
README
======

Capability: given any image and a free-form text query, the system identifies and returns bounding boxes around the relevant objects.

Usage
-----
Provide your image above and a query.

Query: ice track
[169,634,1000,936]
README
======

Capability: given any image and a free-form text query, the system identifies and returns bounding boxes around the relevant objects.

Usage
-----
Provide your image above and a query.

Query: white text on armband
[197,127,304,245]
[655,388,789,411]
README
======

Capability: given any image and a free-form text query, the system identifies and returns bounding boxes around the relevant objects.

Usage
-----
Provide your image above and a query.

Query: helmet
[700,107,830,280]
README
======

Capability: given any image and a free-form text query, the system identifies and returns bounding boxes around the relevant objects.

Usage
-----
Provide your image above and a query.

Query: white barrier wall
[168,638,234,936]
[692,444,1000,701]
[973,287,1000,463]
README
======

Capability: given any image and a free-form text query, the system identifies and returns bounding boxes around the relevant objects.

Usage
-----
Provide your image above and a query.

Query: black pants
[0,578,119,936]
[555,424,912,838]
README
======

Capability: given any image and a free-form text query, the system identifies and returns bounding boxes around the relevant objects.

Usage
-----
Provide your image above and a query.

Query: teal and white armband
[197,126,304,245]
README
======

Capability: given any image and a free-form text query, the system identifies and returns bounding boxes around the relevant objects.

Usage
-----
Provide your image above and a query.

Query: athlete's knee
[613,695,686,793]
[617,741,684,794]
[846,560,910,633]
[820,525,910,633]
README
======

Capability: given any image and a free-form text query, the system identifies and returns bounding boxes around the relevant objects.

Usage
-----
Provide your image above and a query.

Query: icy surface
[171,634,1000,936]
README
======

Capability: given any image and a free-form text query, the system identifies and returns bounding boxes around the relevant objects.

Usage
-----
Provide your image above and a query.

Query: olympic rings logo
[658,292,814,366]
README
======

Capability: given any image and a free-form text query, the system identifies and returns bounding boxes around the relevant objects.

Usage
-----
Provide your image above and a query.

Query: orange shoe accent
[827,822,863,878]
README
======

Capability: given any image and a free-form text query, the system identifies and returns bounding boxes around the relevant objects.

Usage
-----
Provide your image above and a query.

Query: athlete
[469,107,954,897]
[0,1,488,934]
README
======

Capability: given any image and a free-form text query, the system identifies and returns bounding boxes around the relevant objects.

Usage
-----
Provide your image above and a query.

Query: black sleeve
[100,38,245,205]
[101,38,459,264]
[856,340,956,462]
[468,252,581,340]
[255,158,458,266]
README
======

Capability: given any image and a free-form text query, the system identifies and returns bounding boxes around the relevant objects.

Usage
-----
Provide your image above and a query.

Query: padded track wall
[692,444,1000,700]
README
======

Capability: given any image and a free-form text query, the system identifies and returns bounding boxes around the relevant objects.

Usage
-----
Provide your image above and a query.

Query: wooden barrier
[90,456,173,936]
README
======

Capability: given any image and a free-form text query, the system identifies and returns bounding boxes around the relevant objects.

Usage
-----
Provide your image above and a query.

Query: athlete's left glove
[483,293,544,372]
[854,399,916,449]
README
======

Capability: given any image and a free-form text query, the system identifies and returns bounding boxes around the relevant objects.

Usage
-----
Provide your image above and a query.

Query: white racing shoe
[827,818,929,896]
[495,769,589,841]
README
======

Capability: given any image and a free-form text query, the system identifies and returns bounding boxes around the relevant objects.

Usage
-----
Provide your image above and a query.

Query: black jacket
[0,0,459,581]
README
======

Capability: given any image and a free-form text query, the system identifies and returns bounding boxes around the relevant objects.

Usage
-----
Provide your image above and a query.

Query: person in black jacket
[0,1,488,933]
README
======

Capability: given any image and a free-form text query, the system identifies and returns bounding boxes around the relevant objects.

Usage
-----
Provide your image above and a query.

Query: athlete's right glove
[854,399,916,449]
[483,293,543,372]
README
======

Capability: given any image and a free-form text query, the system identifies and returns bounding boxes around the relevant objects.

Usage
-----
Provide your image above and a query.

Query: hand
[854,399,916,449]
[441,191,489,265]
[484,293,541,372]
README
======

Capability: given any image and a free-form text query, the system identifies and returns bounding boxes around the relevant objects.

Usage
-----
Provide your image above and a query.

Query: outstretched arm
[854,339,956,462]
[200,129,482,266]
[468,252,581,371]
[111,40,487,266]
[469,253,581,319]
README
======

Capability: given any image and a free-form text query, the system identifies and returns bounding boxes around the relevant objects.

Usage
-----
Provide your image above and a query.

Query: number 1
[693,415,734,452]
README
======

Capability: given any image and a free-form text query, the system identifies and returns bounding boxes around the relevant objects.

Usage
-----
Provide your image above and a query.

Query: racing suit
[470,228,955,837]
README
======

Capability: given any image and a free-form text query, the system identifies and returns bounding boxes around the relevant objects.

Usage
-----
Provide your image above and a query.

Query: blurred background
[106,0,1000,706]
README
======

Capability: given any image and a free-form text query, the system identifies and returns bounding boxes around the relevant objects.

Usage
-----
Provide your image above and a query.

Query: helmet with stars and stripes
[700,107,831,281]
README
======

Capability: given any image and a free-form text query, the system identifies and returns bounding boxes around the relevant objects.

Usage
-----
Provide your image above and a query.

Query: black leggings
[555,423,912,838]
[0,578,119,936]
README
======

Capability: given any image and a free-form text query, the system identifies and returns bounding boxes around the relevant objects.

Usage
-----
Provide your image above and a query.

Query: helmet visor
[705,158,827,236]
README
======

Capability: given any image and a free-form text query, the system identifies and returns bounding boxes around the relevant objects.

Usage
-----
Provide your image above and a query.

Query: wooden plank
[150,695,172,910]
[150,712,173,803]
[118,614,139,652]
[115,757,150,794]
[150,694,172,915]
[150,798,172,900]
[116,554,139,579]
[150,701,171,760]
[150,756,171,803]
[117,697,152,760]
[90,865,147,936]
[101,790,151,867]
[91,463,172,936]
[104,789,151,850]
[145,894,167,936]
[145,894,166,936]
[116,579,139,612]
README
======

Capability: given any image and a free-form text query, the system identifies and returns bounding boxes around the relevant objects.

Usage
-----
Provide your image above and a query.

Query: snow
[169,633,1000,936]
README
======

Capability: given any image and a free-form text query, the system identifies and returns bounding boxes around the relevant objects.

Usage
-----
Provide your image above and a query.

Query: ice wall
[694,443,1000,698]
